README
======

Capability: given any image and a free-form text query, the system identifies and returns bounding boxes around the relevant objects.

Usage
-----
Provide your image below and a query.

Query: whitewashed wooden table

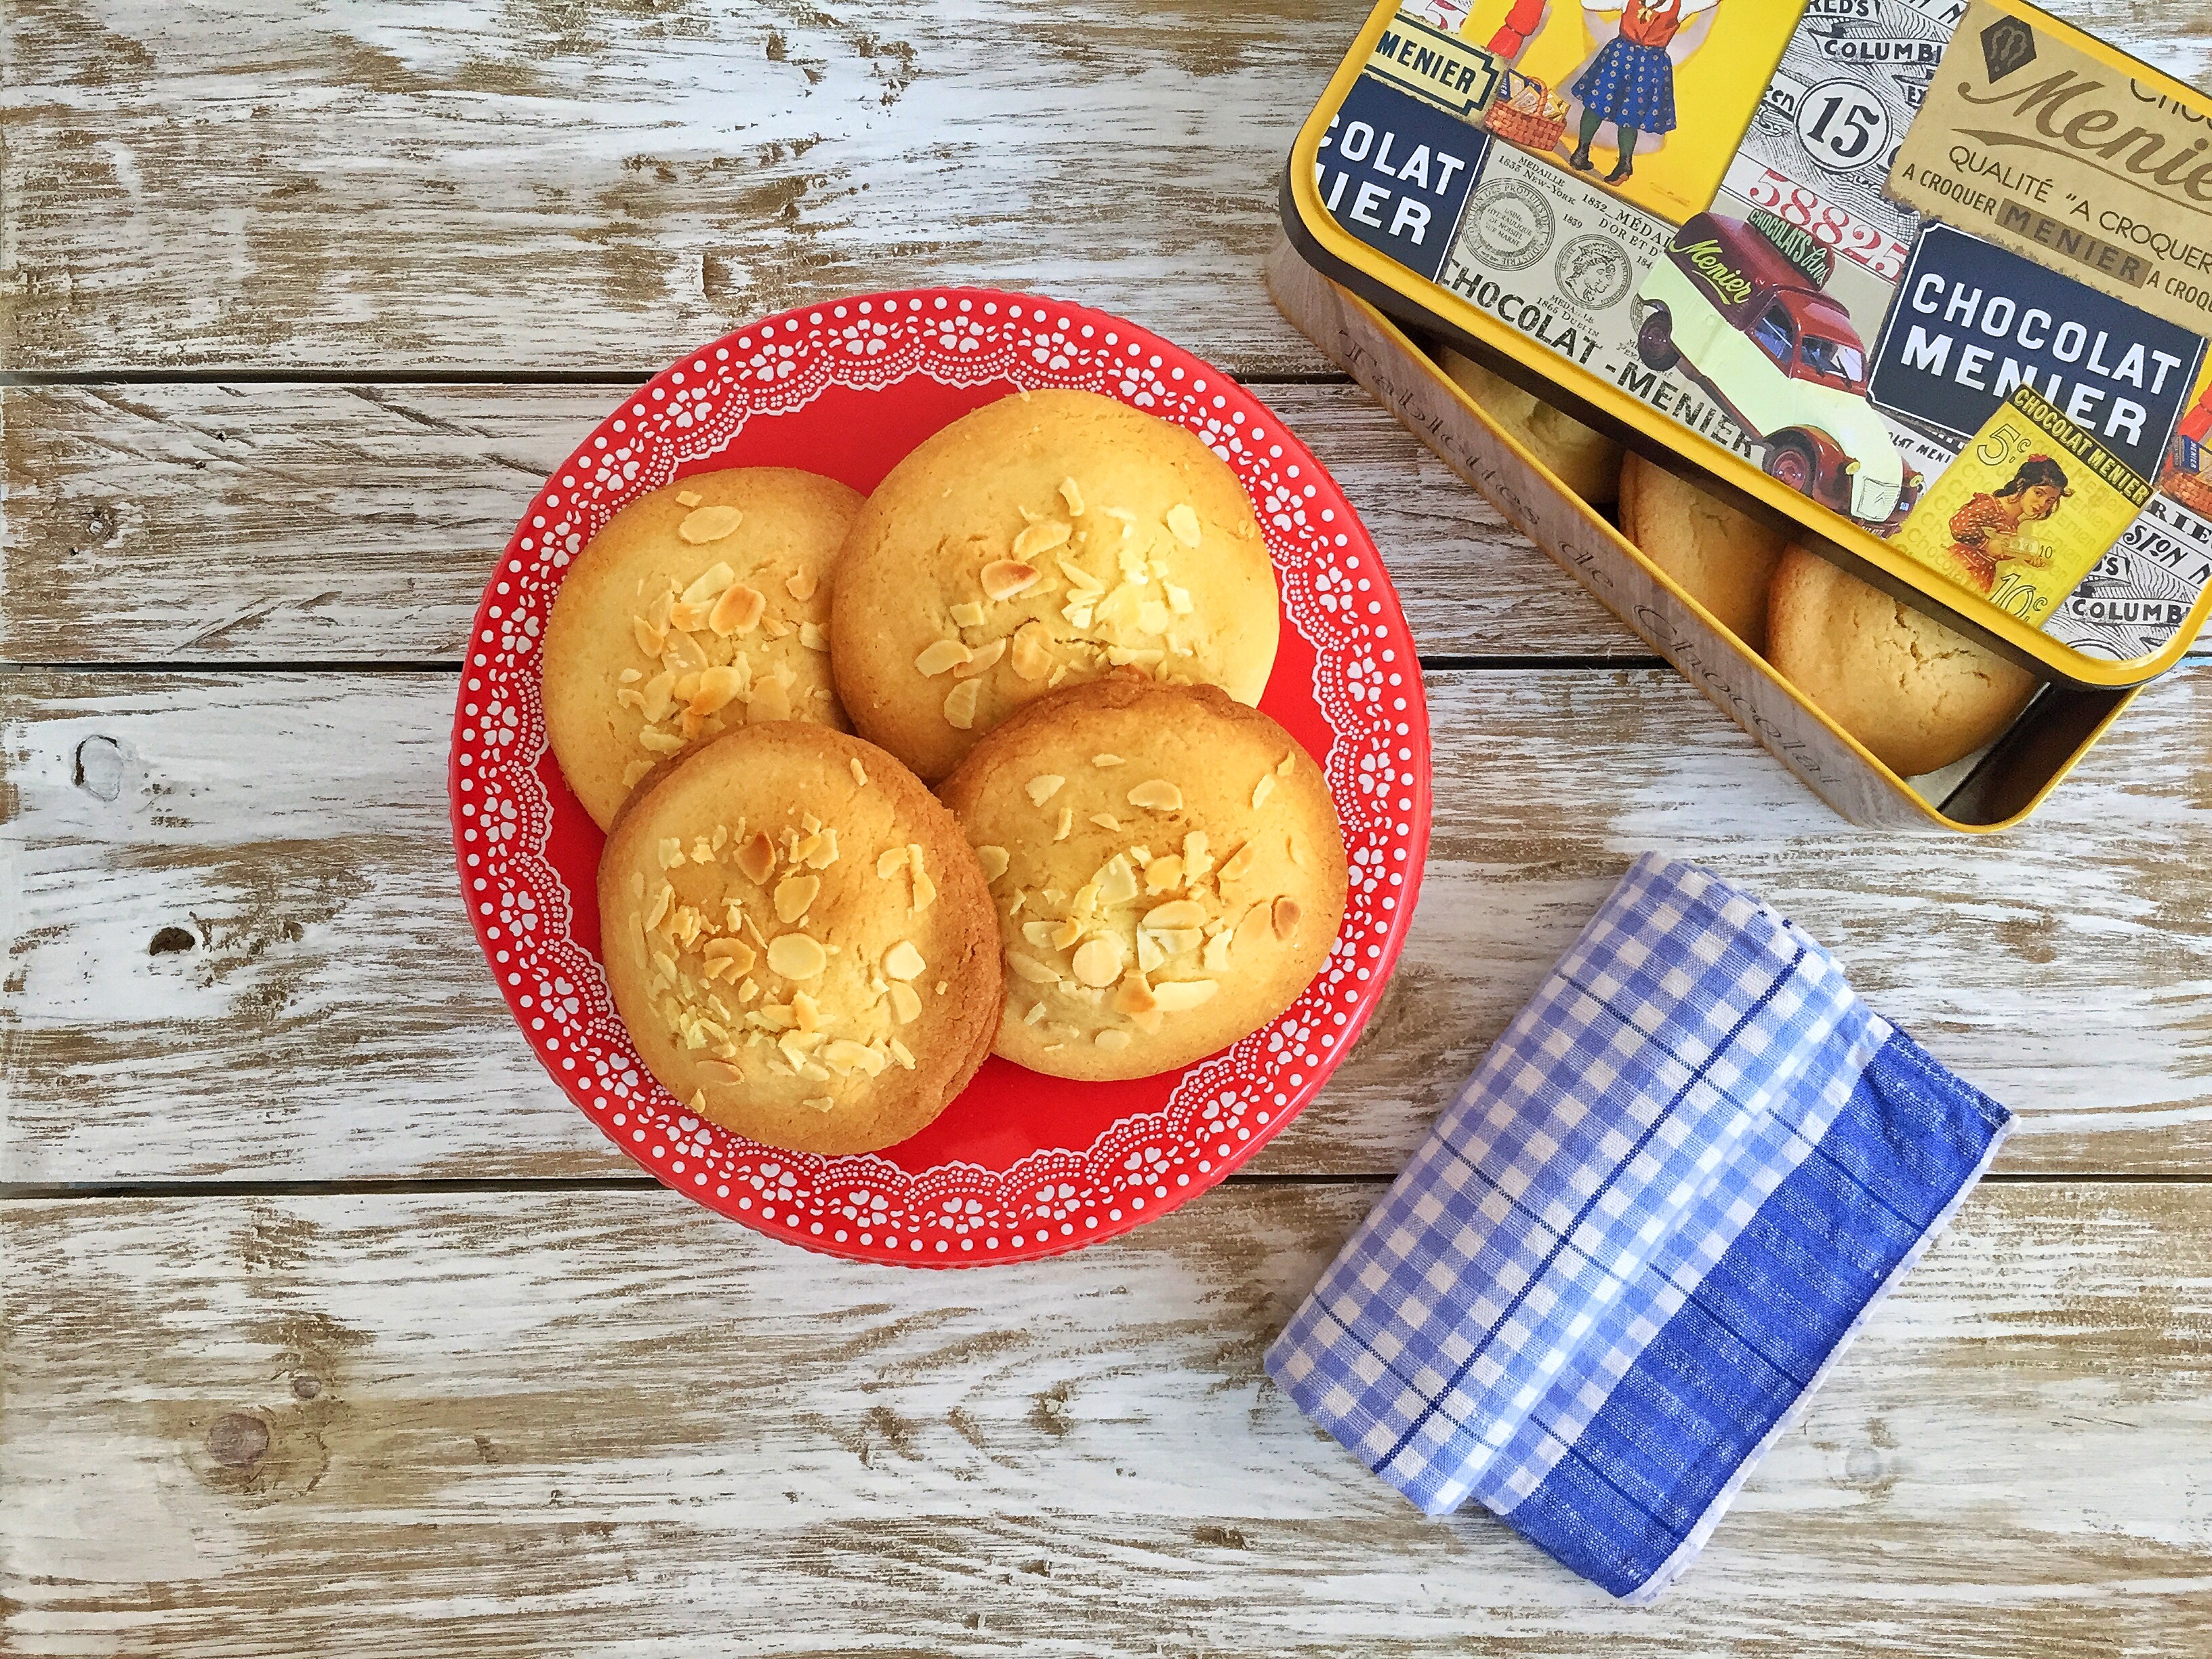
[6,4,2211,1654]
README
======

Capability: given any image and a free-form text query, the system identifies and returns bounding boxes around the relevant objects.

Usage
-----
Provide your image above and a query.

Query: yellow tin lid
[1286,0,2212,689]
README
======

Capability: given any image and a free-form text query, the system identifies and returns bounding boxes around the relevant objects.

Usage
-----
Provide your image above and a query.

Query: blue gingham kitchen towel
[1267,854,2013,1603]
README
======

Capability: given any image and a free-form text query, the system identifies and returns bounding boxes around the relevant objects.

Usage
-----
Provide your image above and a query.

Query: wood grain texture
[2,1,2205,377]
[7,664,2211,1185]
[5,1182,2209,1656]
[0,381,1621,663]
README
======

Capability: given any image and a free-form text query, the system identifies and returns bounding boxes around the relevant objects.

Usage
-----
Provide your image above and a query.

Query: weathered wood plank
[2,2,2204,377]
[6,665,2210,1184]
[0,380,1622,663]
[5,1183,2208,1656]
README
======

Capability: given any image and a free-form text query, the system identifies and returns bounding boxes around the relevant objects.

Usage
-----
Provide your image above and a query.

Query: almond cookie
[545,468,861,829]
[1620,453,1788,652]
[598,722,1002,1155]
[1441,348,1622,507]
[831,389,1280,782]
[1766,546,2040,779]
[939,676,1347,1083]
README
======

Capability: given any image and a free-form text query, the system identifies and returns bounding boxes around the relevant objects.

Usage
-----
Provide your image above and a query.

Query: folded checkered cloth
[1267,855,2012,1603]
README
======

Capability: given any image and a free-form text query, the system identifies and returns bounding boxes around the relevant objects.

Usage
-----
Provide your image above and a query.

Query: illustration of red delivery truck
[1636,209,1921,530]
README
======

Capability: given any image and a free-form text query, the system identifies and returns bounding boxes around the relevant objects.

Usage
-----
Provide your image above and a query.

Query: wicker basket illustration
[2162,466,2212,518]
[1486,72,1568,152]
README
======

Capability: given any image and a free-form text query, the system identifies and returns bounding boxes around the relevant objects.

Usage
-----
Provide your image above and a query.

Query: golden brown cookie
[832,389,1280,782]
[597,722,1002,1155]
[938,676,1347,1083]
[1441,348,1622,507]
[1766,546,2040,778]
[1619,453,1790,652]
[544,468,861,829]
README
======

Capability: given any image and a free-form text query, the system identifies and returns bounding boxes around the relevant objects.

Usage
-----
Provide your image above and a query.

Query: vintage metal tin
[1265,239,2139,830]
[1284,0,2212,691]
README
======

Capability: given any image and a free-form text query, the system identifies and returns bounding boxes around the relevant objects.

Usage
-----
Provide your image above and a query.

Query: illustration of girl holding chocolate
[1944,456,2070,595]
[1559,0,1723,185]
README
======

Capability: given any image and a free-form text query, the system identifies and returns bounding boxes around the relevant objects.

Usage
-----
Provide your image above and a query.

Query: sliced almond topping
[1127,779,1183,812]
[643,884,675,931]
[1138,600,1172,634]
[786,567,818,602]
[1145,855,1185,895]
[1009,953,1062,985]
[888,1037,916,1069]
[735,832,776,886]
[798,621,829,652]
[1277,751,1298,776]
[883,981,920,1024]
[850,757,868,788]
[883,940,926,981]
[1010,621,1056,680]
[916,638,972,677]
[976,845,1010,882]
[1166,583,1193,615]
[676,489,703,508]
[1072,936,1125,989]
[1092,753,1124,769]
[981,559,1042,601]
[1143,899,1206,929]
[1183,832,1213,883]
[825,1039,887,1078]
[1113,974,1158,1016]
[955,637,1006,678]
[657,837,686,870]
[667,600,711,632]
[1054,806,1073,842]
[876,847,910,879]
[1057,556,1105,595]
[1022,920,1057,947]
[805,829,839,870]
[766,933,825,980]
[1090,813,1120,832]
[1152,978,1218,1012]
[682,562,737,605]
[703,937,757,973]
[747,672,793,722]
[1095,855,1139,905]
[1251,773,1275,810]
[1024,1002,1048,1026]
[1219,841,1256,884]
[638,729,686,754]
[951,600,987,628]
[1202,931,1233,972]
[689,663,745,718]
[1050,918,1084,952]
[803,1096,836,1114]
[912,868,937,912]
[709,584,766,636]
[1166,504,1202,548]
[1059,478,1085,516]
[633,615,666,657]
[943,678,981,730]
[1013,520,1071,561]
[1026,775,1066,807]
[678,504,743,544]
[1271,897,1302,940]
[773,874,819,924]
[1094,1029,1133,1052]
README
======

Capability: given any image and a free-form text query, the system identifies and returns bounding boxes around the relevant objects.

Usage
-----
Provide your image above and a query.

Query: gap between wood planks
[4,1172,2207,1203]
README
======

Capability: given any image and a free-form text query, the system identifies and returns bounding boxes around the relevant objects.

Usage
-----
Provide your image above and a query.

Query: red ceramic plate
[450,290,1431,1266]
